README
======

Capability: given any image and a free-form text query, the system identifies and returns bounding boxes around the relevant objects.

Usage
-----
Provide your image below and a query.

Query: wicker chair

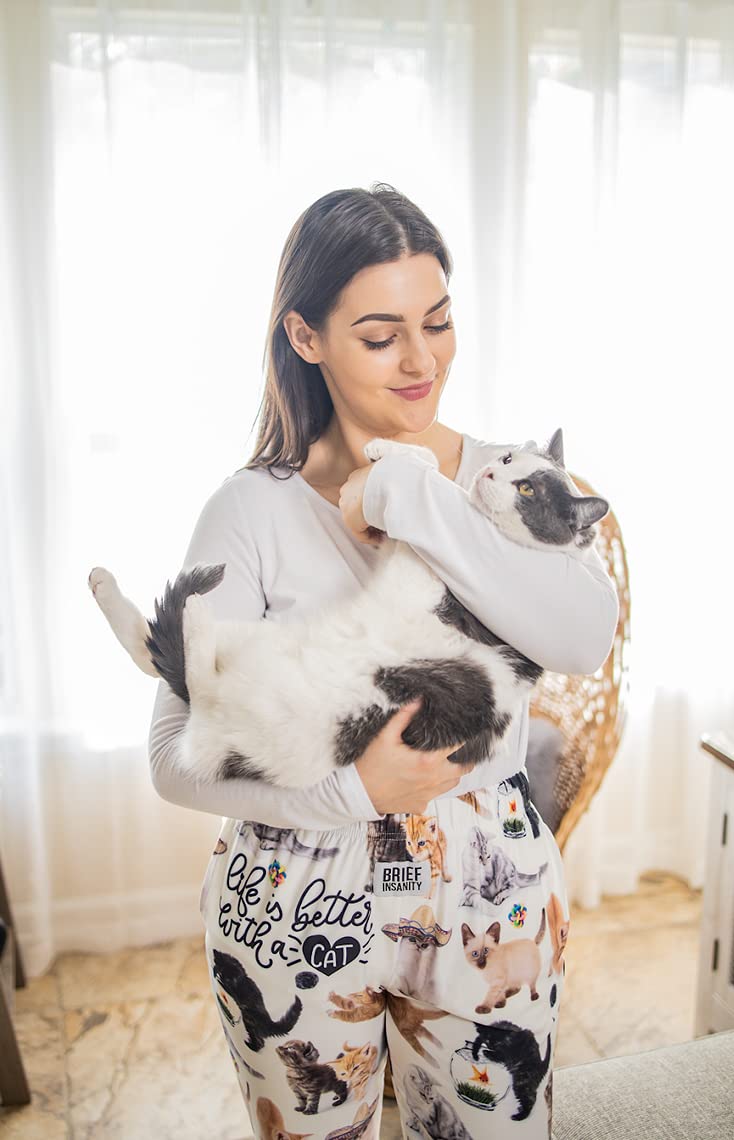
[524,472,631,852]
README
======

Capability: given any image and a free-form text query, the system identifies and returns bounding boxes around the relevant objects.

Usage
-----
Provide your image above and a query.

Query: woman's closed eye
[362,319,454,352]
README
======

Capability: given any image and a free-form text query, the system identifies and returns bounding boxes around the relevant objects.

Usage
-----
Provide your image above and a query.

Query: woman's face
[286,251,456,437]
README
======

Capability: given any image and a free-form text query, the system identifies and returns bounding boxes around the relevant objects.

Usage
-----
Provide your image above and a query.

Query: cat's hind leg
[88,568,160,676]
[182,592,219,701]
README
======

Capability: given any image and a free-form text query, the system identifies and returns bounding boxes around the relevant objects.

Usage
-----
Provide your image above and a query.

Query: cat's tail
[516,862,548,885]
[535,906,547,945]
[269,994,304,1038]
[144,563,226,704]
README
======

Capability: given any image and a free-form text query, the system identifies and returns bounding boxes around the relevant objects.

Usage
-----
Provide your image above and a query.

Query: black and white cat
[88,429,608,789]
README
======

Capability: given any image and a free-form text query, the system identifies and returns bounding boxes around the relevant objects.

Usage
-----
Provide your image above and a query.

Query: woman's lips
[388,380,434,401]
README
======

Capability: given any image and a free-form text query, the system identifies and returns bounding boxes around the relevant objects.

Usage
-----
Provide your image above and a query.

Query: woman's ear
[282,310,323,364]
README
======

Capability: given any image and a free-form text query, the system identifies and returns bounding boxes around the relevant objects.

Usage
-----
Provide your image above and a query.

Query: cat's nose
[484,471,494,479]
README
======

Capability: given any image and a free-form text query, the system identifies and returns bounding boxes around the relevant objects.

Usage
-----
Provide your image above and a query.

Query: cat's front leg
[405,1111,424,1136]
[475,985,504,1015]
[331,1079,348,1108]
[363,437,440,469]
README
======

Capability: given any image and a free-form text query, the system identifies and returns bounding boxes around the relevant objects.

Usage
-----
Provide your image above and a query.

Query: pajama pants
[199,765,570,1140]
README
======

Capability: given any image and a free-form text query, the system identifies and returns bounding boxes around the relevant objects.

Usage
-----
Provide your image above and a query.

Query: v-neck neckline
[294,433,471,515]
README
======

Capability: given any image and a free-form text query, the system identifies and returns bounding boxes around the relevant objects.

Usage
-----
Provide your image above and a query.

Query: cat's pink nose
[484,471,494,479]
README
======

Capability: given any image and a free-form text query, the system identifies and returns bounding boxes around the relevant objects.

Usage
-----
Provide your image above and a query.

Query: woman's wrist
[349,761,386,819]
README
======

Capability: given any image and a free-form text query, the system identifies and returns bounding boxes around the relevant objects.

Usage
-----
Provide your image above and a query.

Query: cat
[546,891,570,976]
[327,1040,379,1101]
[255,1096,314,1140]
[365,816,411,893]
[389,930,448,1007]
[238,820,340,860]
[471,1020,552,1122]
[461,911,546,1014]
[460,825,548,910]
[403,1063,473,1140]
[88,428,609,788]
[328,985,388,1022]
[275,1039,349,1115]
[211,948,302,1051]
[386,993,446,1069]
[504,771,542,838]
[404,814,451,897]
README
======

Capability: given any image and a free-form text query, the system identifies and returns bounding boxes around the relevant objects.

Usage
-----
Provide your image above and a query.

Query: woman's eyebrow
[350,293,450,326]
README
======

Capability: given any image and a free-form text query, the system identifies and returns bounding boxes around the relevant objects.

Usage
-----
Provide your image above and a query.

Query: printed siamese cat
[88,429,608,789]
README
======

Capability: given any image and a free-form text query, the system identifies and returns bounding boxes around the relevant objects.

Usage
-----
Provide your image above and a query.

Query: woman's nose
[401,335,436,374]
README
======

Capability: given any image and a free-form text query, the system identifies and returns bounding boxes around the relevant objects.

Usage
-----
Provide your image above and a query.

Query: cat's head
[331,1041,375,1074]
[461,921,502,968]
[468,428,609,552]
[275,1039,318,1065]
[468,825,489,856]
[405,814,437,858]
[405,1063,434,1102]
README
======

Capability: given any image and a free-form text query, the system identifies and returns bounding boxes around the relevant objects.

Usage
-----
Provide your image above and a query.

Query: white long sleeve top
[148,432,620,828]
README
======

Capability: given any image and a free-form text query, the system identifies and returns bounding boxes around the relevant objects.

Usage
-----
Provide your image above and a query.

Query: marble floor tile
[55,938,196,1010]
[0,968,68,1134]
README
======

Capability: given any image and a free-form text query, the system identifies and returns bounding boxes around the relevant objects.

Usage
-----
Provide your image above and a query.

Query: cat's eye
[518,482,534,496]
[501,452,512,464]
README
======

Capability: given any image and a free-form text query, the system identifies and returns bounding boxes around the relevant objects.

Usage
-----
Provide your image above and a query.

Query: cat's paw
[88,566,116,602]
[363,437,440,469]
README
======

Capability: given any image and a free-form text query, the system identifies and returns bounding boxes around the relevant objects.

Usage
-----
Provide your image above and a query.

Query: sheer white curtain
[1,0,732,976]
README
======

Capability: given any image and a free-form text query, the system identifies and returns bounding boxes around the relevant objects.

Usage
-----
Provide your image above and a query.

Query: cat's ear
[486,922,501,943]
[568,493,609,530]
[461,922,474,945]
[545,427,565,467]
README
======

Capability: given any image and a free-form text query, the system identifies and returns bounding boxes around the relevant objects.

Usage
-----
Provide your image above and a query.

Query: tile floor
[0,870,703,1139]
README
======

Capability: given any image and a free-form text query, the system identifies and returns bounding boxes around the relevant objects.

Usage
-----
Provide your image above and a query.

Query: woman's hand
[339,463,385,547]
[355,697,474,815]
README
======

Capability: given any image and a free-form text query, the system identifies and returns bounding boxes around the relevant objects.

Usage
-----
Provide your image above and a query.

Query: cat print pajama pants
[199,766,570,1140]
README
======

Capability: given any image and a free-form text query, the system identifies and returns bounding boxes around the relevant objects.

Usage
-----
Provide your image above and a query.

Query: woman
[148,183,619,1139]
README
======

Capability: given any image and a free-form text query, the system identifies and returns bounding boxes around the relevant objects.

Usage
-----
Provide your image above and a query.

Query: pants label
[373,861,429,896]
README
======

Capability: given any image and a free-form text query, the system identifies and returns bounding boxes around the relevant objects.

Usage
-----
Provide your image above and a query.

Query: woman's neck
[300,421,464,492]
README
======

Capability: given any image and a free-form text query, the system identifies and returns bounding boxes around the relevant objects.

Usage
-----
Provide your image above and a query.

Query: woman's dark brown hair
[242,181,453,478]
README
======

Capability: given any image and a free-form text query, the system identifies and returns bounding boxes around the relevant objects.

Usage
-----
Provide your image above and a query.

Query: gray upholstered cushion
[524,715,566,833]
[552,1030,734,1140]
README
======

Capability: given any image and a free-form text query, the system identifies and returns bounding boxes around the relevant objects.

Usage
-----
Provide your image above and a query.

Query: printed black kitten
[211,947,302,1052]
[471,1020,551,1122]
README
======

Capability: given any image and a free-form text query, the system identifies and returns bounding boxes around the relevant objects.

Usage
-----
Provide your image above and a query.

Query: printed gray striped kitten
[87,428,608,789]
